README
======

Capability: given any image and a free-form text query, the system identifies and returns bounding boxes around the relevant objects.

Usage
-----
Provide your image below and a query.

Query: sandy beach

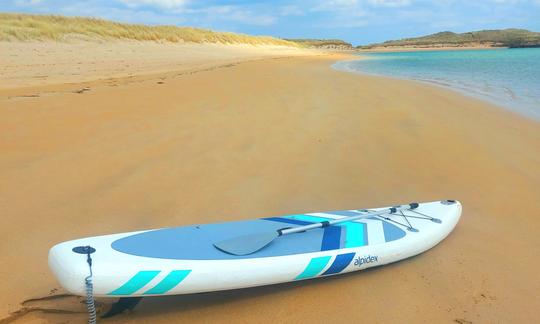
[1,42,539,323]
[0,41,315,90]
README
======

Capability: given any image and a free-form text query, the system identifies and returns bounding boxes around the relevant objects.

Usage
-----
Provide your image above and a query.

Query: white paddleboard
[49,200,461,297]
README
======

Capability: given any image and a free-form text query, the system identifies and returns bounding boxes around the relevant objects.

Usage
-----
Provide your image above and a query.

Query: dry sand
[0,41,315,90]
[0,42,539,323]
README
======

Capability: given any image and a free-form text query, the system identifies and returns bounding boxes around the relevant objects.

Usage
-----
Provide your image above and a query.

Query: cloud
[430,19,463,29]
[195,5,277,27]
[14,0,44,6]
[312,0,359,12]
[5,0,540,45]
[490,0,520,3]
[279,5,303,16]
[58,2,185,25]
[117,0,188,9]
[368,0,411,7]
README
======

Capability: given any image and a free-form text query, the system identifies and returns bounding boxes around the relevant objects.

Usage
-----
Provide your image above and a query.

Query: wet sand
[0,45,539,323]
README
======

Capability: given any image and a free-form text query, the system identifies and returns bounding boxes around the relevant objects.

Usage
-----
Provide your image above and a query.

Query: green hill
[362,29,540,49]
[286,38,353,49]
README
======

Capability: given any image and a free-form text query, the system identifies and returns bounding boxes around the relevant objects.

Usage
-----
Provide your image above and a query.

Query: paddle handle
[278,203,418,236]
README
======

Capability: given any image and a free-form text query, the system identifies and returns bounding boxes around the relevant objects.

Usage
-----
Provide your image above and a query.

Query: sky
[2,0,540,45]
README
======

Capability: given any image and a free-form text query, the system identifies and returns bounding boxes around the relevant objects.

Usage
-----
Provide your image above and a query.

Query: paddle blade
[213,232,279,255]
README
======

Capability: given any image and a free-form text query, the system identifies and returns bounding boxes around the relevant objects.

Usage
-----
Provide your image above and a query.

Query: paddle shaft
[213,202,419,255]
[278,204,417,236]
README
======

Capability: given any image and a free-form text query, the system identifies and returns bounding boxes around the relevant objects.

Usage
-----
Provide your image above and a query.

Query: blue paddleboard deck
[112,214,406,260]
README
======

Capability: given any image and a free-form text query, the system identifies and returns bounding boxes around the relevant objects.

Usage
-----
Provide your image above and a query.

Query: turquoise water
[334,48,540,120]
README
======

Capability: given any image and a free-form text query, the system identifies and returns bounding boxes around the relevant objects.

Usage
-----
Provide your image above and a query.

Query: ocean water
[333,48,540,120]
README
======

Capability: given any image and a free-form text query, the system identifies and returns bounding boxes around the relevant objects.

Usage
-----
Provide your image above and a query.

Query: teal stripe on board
[108,271,160,295]
[286,215,366,248]
[343,222,365,248]
[144,270,192,295]
[296,256,332,280]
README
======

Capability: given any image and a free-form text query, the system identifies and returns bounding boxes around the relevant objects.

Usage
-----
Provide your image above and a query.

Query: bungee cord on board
[368,201,454,232]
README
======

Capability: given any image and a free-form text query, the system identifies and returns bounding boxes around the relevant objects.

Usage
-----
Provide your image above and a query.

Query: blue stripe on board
[321,226,341,251]
[262,217,314,226]
[321,253,356,275]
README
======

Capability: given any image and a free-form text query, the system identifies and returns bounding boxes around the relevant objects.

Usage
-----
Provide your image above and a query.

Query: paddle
[213,202,419,255]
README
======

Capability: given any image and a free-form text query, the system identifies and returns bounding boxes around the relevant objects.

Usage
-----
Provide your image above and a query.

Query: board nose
[440,199,462,223]
[48,243,89,296]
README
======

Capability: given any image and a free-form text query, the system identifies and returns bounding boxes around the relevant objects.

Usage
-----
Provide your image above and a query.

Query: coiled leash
[73,245,97,324]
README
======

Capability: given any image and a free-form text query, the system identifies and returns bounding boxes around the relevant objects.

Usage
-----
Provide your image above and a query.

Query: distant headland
[359,29,540,50]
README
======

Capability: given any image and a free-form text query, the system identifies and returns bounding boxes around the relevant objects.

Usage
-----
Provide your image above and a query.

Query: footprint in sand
[74,87,91,94]
[454,319,473,324]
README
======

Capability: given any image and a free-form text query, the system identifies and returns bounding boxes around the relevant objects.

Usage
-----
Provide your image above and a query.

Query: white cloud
[280,5,304,16]
[397,9,432,20]
[14,0,44,6]
[117,0,188,9]
[58,3,185,25]
[490,0,520,3]
[312,0,359,12]
[430,19,462,29]
[368,0,411,7]
[198,6,277,27]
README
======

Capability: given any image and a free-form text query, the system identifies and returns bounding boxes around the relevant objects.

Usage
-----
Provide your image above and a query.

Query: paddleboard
[49,200,461,297]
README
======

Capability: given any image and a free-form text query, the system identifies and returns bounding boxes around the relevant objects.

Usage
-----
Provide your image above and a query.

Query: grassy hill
[362,29,540,49]
[0,13,298,46]
[285,38,353,49]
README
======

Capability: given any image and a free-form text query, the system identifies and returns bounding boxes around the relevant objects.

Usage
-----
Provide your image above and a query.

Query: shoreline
[332,51,540,122]
[356,46,508,53]
[1,46,539,323]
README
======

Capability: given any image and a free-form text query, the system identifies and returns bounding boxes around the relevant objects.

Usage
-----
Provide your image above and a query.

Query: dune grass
[285,38,352,48]
[0,13,298,46]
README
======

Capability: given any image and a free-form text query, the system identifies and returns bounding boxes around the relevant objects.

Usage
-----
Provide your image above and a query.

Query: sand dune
[0,43,539,323]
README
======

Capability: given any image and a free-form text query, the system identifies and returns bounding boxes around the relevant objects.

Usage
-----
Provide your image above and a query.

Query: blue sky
[3,0,540,45]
